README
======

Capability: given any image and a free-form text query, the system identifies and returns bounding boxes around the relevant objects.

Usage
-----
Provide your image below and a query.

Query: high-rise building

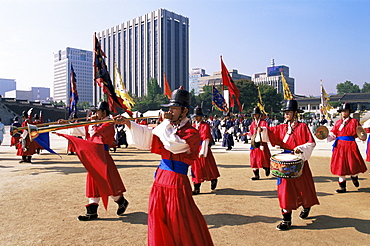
[252,60,295,95]
[0,78,16,97]
[53,47,93,105]
[189,68,209,95]
[94,8,189,104]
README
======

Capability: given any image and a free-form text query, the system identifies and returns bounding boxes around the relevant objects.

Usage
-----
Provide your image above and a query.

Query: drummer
[326,103,367,193]
[257,99,319,230]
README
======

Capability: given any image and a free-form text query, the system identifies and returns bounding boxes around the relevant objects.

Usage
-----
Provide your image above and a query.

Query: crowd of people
[3,87,369,245]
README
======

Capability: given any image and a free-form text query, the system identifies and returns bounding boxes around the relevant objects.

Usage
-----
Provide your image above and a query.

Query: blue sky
[1,0,369,97]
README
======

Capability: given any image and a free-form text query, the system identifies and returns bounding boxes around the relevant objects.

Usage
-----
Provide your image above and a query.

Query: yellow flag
[114,63,135,109]
[281,72,293,100]
[320,80,333,119]
[257,86,267,114]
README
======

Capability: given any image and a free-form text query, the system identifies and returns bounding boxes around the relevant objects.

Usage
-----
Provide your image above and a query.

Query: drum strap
[332,136,355,150]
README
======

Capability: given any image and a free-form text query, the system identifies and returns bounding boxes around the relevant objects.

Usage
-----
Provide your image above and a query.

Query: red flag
[94,34,133,116]
[163,73,172,99]
[220,56,241,111]
[56,133,113,209]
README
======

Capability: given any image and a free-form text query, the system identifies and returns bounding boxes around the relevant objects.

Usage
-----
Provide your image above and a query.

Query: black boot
[211,179,218,190]
[192,183,201,195]
[299,207,311,219]
[116,196,129,216]
[263,167,270,177]
[78,203,99,221]
[351,176,359,187]
[335,181,347,193]
[251,169,260,180]
[26,156,32,163]
[19,156,27,163]
[276,211,292,230]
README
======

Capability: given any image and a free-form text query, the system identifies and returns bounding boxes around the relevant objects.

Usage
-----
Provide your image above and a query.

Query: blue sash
[158,159,189,175]
[332,136,355,150]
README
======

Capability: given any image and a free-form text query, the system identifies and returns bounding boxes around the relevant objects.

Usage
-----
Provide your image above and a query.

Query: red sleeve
[199,122,212,141]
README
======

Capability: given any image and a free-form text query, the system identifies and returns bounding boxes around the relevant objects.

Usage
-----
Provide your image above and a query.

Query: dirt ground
[0,130,370,246]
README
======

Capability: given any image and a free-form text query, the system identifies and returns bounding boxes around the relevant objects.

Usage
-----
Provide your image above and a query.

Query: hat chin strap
[172,108,187,126]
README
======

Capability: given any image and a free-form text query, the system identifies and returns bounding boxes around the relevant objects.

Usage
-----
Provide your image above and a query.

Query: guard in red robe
[16,110,37,163]
[191,106,220,195]
[77,101,128,221]
[10,117,21,148]
[327,103,367,193]
[119,87,214,246]
[244,107,271,180]
[260,100,319,230]
[32,113,43,154]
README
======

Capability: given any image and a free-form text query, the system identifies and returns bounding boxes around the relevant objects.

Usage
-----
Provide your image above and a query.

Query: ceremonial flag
[280,70,293,100]
[163,73,172,99]
[220,56,242,111]
[114,62,135,110]
[257,86,267,114]
[320,80,333,118]
[212,85,228,112]
[33,133,61,158]
[94,34,132,116]
[69,63,79,117]
[55,133,114,210]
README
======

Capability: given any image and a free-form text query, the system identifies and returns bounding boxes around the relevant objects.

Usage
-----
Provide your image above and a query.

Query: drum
[270,153,304,179]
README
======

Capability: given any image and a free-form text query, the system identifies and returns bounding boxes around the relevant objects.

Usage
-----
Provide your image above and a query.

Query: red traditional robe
[267,122,320,210]
[330,118,367,175]
[85,122,126,200]
[148,120,214,246]
[192,121,220,183]
[249,119,271,168]
[16,119,37,156]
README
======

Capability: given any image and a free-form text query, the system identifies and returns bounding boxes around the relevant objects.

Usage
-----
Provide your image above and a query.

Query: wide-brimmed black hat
[13,116,19,121]
[192,106,206,117]
[161,86,191,108]
[251,107,262,116]
[34,113,39,120]
[92,101,111,114]
[21,110,28,118]
[337,102,355,113]
[282,99,304,113]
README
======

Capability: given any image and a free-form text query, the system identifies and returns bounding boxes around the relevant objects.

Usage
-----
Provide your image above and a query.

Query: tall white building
[94,8,189,104]
[189,68,209,95]
[53,47,93,104]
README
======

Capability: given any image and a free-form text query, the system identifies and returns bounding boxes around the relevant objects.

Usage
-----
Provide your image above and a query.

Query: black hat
[34,113,39,120]
[337,102,355,113]
[192,106,206,117]
[93,101,111,114]
[13,116,19,121]
[22,110,28,118]
[161,86,191,108]
[251,107,262,116]
[282,100,304,113]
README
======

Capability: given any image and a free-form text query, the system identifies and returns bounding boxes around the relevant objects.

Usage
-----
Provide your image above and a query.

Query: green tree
[147,78,162,99]
[258,84,284,114]
[336,80,360,94]
[77,101,91,110]
[361,82,370,93]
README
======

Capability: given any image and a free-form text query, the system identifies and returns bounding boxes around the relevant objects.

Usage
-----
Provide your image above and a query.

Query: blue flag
[34,133,61,158]
[69,63,79,117]
[212,85,228,112]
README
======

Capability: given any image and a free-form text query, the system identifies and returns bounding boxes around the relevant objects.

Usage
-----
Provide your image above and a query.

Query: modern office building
[5,87,50,101]
[0,78,16,97]
[252,60,295,95]
[189,68,209,95]
[94,8,189,104]
[53,47,93,105]
[198,69,251,94]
